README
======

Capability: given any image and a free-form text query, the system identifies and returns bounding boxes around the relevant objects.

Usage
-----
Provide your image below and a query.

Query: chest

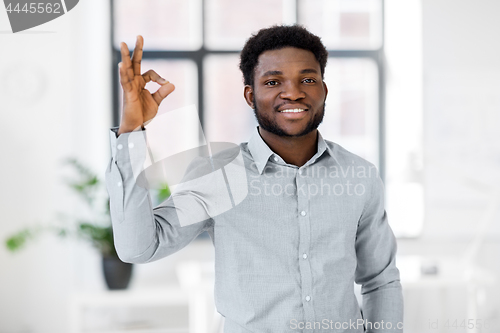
[213,169,366,249]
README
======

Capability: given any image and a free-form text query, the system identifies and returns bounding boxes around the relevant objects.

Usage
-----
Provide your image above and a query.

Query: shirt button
[273,156,279,162]
[128,142,134,148]
[117,144,123,150]
[305,296,311,302]
[300,210,307,216]
[302,253,308,259]
[117,182,122,187]
[299,169,304,175]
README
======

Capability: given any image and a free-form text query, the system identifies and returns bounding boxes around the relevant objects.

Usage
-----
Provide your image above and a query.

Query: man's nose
[279,81,305,100]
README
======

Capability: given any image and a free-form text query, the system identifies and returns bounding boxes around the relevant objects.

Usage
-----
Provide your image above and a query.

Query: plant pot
[102,255,134,290]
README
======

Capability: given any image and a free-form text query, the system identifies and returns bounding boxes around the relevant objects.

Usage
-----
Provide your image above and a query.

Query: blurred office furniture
[69,261,220,333]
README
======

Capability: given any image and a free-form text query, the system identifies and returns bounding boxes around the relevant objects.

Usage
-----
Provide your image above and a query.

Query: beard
[253,98,325,137]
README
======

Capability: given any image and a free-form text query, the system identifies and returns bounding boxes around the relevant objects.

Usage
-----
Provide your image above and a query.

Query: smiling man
[242,31,329,168]
[106,25,403,333]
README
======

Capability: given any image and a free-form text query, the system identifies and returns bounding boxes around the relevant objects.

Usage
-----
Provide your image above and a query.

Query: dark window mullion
[110,0,119,127]
[198,0,206,136]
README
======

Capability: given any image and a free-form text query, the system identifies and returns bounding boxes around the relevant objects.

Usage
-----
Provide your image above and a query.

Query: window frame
[110,0,386,181]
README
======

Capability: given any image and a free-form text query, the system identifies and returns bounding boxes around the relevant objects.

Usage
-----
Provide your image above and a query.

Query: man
[105,25,403,332]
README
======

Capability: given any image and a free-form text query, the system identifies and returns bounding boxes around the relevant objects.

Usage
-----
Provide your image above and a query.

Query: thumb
[152,82,175,105]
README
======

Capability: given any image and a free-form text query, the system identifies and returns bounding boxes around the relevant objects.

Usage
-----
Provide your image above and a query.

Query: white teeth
[280,108,305,113]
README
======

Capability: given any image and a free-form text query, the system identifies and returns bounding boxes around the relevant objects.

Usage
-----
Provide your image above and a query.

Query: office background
[0,0,499,332]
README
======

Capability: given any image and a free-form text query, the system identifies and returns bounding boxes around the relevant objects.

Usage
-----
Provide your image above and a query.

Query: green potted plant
[4,157,171,290]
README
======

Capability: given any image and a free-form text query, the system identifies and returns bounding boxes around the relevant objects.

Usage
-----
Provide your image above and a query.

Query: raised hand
[117,35,175,135]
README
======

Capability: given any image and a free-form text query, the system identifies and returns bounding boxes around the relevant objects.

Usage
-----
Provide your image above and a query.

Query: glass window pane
[118,59,198,122]
[298,0,382,50]
[114,0,202,50]
[319,58,379,166]
[203,54,258,144]
[205,0,285,50]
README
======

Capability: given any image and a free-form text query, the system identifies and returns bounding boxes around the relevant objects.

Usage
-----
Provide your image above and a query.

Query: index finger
[130,35,144,76]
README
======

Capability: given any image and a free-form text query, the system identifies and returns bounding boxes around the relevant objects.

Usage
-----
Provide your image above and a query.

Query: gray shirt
[105,126,403,333]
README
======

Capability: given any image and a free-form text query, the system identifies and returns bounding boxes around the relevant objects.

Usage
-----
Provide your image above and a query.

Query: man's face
[244,47,328,137]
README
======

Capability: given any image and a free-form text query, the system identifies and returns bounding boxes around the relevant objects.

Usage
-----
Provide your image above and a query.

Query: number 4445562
[6,2,62,14]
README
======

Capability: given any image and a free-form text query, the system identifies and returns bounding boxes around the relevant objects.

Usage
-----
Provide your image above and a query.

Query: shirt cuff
[109,127,153,186]
[109,126,147,161]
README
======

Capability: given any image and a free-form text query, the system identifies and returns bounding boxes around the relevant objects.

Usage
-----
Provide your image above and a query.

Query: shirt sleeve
[354,172,404,332]
[104,126,213,264]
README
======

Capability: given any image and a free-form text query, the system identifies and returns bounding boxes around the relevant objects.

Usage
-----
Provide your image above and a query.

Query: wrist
[118,123,144,135]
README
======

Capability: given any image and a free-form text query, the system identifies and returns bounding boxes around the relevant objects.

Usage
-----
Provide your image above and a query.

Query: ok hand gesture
[117,35,175,135]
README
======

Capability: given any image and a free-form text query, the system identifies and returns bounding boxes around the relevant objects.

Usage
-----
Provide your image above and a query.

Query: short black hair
[239,25,328,87]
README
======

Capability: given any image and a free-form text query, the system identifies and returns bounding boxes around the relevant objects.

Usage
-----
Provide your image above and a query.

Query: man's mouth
[278,108,307,113]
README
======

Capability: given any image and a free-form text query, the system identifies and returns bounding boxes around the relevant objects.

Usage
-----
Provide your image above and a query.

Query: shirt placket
[296,166,315,332]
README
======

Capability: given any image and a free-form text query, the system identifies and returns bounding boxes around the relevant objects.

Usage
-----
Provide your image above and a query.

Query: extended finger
[120,42,135,81]
[130,35,143,76]
[152,82,175,106]
[118,62,133,93]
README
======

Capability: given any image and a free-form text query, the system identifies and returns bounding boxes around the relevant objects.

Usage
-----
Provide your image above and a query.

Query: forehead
[255,47,320,75]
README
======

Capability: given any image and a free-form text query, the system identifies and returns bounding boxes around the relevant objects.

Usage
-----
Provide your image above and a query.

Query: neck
[258,127,318,167]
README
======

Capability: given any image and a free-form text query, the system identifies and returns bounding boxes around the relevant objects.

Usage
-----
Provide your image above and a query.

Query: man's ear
[323,81,328,101]
[244,85,255,109]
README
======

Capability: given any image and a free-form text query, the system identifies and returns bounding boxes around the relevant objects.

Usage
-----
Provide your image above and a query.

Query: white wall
[392,1,500,251]
[0,1,111,332]
[421,0,500,241]
[397,0,500,331]
[397,0,500,254]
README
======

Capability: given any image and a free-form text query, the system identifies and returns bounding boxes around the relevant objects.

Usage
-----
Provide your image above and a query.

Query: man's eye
[303,78,316,83]
[265,80,278,86]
